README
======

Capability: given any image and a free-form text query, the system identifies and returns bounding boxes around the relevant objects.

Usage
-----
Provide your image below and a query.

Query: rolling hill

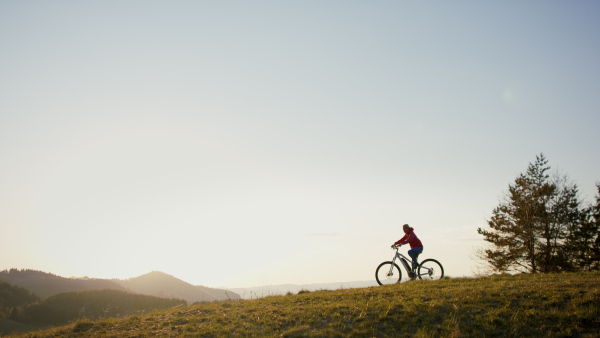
[0,270,126,299]
[114,271,240,303]
[0,280,41,317]
[17,289,185,326]
[0,269,239,303]
[6,272,599,337]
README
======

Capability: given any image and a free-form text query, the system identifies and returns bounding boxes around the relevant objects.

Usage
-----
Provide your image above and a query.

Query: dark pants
[408,247,423,271]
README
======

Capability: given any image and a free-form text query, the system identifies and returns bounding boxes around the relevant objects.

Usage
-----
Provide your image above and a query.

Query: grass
[7,272,600,337]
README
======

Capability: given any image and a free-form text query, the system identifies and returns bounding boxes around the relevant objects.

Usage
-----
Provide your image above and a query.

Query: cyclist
[391,224,423,278]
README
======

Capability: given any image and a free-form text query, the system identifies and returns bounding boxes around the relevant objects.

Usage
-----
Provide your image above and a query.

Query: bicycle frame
[389,248,434,279]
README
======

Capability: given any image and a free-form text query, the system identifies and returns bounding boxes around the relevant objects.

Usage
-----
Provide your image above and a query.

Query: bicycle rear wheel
[417,259,444,280]
[375,261,402,285]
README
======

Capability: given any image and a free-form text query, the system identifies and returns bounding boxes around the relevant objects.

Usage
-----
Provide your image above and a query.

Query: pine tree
[594,184,600,262]
[477,154,582,273]
[565,184,600,271]
[537,175,582,272]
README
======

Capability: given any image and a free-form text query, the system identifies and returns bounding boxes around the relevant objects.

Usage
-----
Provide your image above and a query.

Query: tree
[537,174,582,272]
[477,154,581,273]
[565,183,600,271]
[594,184,600,262]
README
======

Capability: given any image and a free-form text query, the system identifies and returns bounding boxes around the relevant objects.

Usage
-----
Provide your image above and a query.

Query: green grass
[8,272,600,337]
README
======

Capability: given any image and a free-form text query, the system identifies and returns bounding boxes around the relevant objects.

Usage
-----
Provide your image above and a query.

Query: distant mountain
[228,280,380,299]
[228,277,467,299]
[0,269,240,304]
[0,269,127,299]
[115,271,240,303]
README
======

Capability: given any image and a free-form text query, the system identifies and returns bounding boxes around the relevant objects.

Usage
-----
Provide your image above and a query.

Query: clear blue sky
[1,1,599,288]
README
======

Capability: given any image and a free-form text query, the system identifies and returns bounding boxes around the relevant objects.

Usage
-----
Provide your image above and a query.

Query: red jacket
[394,227,423,248]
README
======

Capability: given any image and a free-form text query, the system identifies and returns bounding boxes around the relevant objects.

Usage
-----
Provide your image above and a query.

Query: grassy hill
[7,272,600,337]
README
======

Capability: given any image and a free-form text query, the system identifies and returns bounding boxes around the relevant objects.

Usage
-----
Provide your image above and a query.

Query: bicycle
[375,245,444,285]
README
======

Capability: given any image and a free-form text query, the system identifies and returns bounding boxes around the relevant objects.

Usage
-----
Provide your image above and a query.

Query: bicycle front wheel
[375,261,402,286]
[417,259,444,280]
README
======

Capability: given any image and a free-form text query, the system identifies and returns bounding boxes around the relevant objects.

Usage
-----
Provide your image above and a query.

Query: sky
[1,1,599,288]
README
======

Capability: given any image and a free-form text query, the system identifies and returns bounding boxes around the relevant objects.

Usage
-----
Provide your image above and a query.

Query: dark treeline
[0,269,59,278]
[9,289,185,326]
[0,268,127,299]
[478,154,600,273]
[0,280,41,318]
